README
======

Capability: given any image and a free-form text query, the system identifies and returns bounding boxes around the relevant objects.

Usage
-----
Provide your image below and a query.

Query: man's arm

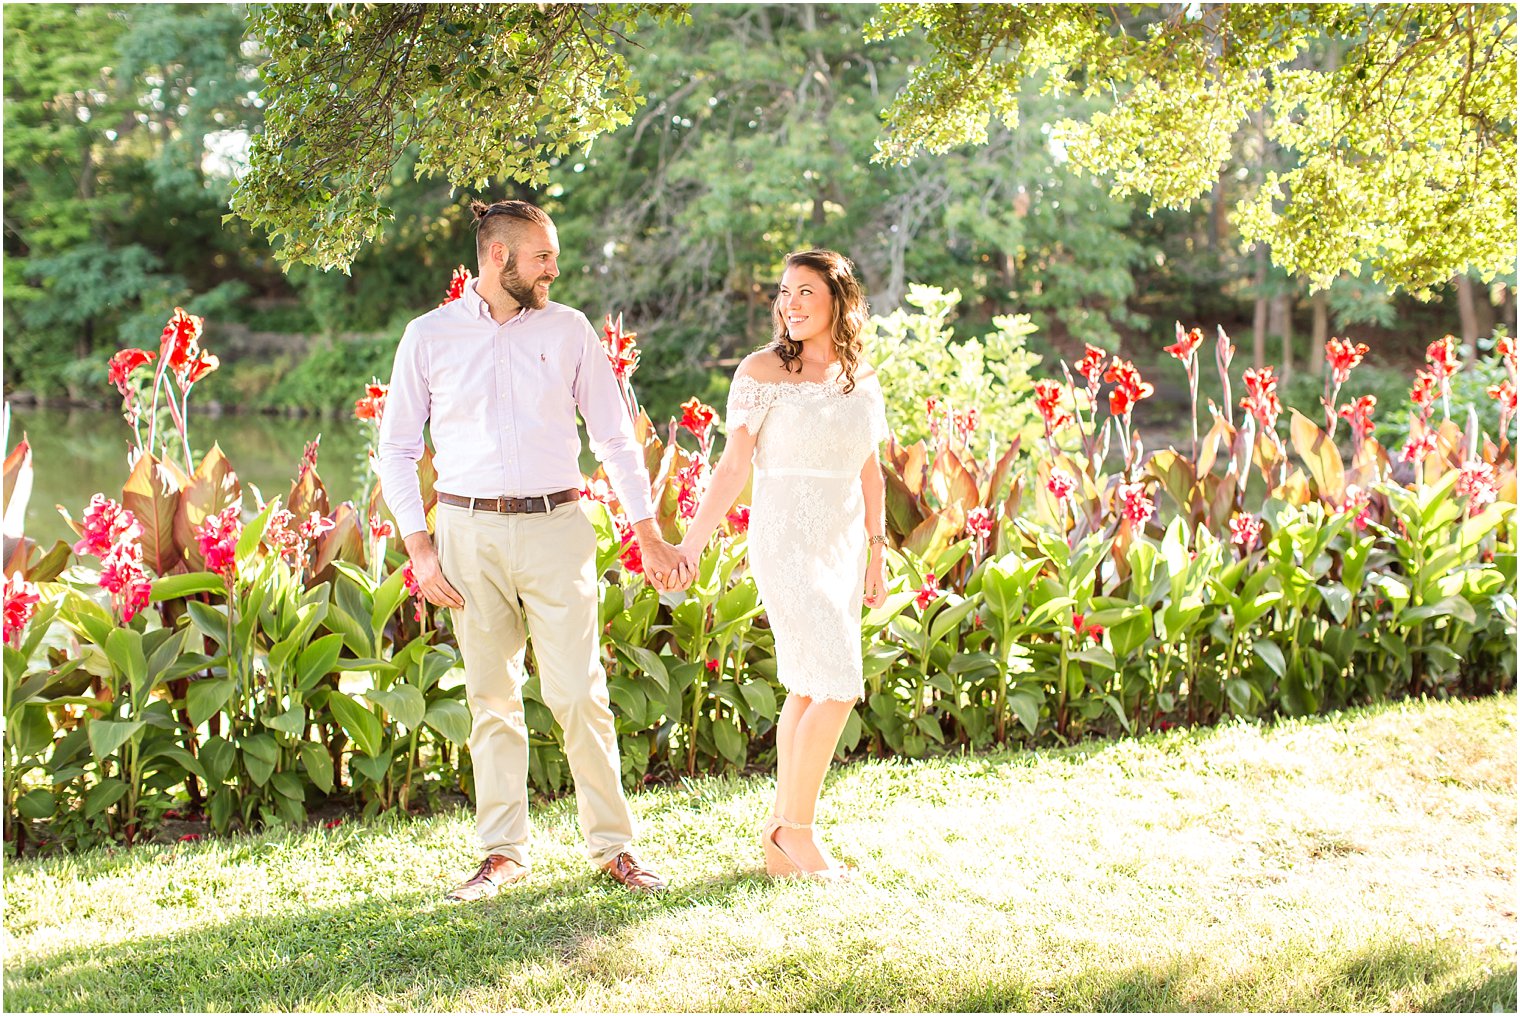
[572,318,691,590]
[377,325,464,608]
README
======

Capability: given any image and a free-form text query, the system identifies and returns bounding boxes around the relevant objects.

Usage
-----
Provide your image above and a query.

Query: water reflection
[8,407,371,549]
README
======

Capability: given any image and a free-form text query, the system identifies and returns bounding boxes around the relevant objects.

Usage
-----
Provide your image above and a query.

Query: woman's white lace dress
[725,373,890,702]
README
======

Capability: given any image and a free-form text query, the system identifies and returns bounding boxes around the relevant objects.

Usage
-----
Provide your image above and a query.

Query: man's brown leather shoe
[445,854,528,903]
[601,851,668,893]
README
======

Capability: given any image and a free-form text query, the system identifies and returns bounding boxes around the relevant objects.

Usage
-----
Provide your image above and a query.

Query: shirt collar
[461,278,534,324]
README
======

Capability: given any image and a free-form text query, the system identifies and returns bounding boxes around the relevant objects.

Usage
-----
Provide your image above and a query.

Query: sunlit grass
[4,695,1515,1012]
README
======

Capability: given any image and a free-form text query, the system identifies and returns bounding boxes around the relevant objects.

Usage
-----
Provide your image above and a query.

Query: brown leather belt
[437,489,580,514]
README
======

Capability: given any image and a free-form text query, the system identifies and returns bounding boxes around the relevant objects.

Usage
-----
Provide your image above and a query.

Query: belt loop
[541,494,552,514]
[468,496,477,518]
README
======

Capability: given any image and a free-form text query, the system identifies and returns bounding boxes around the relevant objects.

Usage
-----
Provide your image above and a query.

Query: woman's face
[777,265,834,346]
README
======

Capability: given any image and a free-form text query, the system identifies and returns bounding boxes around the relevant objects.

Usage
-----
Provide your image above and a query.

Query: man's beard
[500,259,550,310]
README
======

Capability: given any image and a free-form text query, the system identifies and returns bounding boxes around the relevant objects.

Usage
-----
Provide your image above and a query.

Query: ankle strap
[771,814,812,830]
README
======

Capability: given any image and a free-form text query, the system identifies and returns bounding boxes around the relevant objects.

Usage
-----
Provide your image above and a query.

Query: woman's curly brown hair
[769,249,870,393]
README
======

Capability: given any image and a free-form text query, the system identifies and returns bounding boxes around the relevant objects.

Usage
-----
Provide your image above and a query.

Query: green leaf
[327,691,383,757]
[295,632,346,692]
[186,678,236,728]
[299,740,335,794]
[199,736,236,784]
[1008,689,1041,735]
[265,704,308,737]
[712,715,745,765]
[84,777,128,818]
[424,698,473,747]
[87,719,145,761]
[351,747,393,785]
[16,787,56,820]
[149,571,229,603]
[738,679,778,722]
[1253,639,1286,678]
[103,628,147,688]
[235,500,279,564]
[365,684,426,729]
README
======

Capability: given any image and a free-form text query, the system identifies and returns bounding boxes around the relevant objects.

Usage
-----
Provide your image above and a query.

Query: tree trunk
[1271,292,1293,384]
[1310,290,1329,379]
[1252,244,1268,371]
[1456,273,1479,344]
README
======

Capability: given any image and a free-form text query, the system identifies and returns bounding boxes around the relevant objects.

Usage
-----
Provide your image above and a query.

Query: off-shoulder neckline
[732,372,879,393]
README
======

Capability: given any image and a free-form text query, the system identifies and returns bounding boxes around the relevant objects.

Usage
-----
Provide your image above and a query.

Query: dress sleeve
[725,374,771,436]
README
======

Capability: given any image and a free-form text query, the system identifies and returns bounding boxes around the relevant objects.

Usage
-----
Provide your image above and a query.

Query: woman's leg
[771,694,855,871]
[771,693,806,819]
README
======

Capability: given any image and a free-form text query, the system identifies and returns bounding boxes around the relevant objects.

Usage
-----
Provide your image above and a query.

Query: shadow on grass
[2,866,770,1012]
[762,937,1516,1013]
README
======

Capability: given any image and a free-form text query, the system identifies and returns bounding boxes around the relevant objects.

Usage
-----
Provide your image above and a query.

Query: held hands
[636,519,697,592]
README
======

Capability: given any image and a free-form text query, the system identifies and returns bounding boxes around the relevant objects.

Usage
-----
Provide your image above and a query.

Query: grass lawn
[4,694,1515,1012]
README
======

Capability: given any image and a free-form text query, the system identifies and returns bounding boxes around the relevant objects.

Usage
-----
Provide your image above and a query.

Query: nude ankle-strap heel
[760,814,854,882]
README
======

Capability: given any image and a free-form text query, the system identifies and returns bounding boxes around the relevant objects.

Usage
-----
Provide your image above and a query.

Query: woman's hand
[863,555,888,609]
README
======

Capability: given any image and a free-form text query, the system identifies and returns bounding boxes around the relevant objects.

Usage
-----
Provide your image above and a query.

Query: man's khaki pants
[435,499,634,867]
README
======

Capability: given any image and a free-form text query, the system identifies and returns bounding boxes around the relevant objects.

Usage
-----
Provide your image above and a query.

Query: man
[377,198,692,900]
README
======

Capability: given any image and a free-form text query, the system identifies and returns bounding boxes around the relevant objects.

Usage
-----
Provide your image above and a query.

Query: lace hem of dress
[778,674,864,703]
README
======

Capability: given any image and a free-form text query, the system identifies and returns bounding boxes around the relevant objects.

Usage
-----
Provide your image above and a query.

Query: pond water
[7,406,372,550]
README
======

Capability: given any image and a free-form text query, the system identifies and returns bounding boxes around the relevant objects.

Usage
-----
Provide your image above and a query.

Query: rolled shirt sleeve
[376,322,431,538]
[573,318,657,524]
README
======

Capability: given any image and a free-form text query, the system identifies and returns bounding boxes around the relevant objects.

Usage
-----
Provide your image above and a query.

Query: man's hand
[634,519,694,592]
[403,531,466,609]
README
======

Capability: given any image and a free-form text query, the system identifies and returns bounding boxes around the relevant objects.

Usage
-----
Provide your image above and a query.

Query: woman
[678,249,890,880]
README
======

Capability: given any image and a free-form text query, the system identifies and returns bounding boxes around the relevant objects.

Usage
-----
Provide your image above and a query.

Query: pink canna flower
[73,495,142,558]
[1487,378,1517,412]
[263,508,303,562]
[368,514,395,542]
[1046,468,1077,502]
[298,512,335,542]
[965,506,993,543]
[580,475,614,506]
[1116,482,1155,527]
[952,407,980,443]
[3,573,42,647]
[1228,512,1263,550]
[1400,430,1439,463]
[195,505,242,578]
[99,543,152,622]
[295,437,321,483]
[725,505,751,536]
[1340,485,1374,530]
[1456,461,1498,512]
[600,313,640,382]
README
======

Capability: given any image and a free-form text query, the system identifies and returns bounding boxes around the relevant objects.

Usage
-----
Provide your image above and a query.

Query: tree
[867,3,1517,297]
[230,2,689,271]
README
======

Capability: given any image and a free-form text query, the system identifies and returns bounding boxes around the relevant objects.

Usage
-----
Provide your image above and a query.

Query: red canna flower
[73,494,142,558]
[1103,358,1153,418]
[195,504,243,578]
[108,348,156,394]
[440,266,472,307]
[1487,378,1516,412]
[1046,468,1077,502]
[1456,461,1498,512]
[182,350,219,386]
[725,505,751,536]
[1425,335,1461,382]
[674,460,707,521]
[705,659,720,673]
[3,573,41,647]
[1228,512,1263,550]
[616,520,644,575]
[1496,335,1518,373]
[1116,482,1155,527]
[1165,323,1205,364]
[1071,613,1103,644]
[600,313,640,382]
[1338,395,1378,446]
[400,561,425,621]
[368,514,395,542]
[1074,344,1107,391]
[1410,369,1439,409]
[953,407,980,443]
[354,382,388,422]
[1239,367,1281,430]
[1033,379,1073,432]
[177,833,202,843]
[679,397,716,439]
[1325,337,1370,385]
[323,817,344,830]
[158,307,204,374]
[914,573,941,611]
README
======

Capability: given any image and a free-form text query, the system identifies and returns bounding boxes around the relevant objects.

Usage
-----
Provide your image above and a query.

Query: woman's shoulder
[736,348,790,383]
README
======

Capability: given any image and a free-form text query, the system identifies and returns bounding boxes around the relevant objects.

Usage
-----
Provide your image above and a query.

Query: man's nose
[544,259,560,279]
